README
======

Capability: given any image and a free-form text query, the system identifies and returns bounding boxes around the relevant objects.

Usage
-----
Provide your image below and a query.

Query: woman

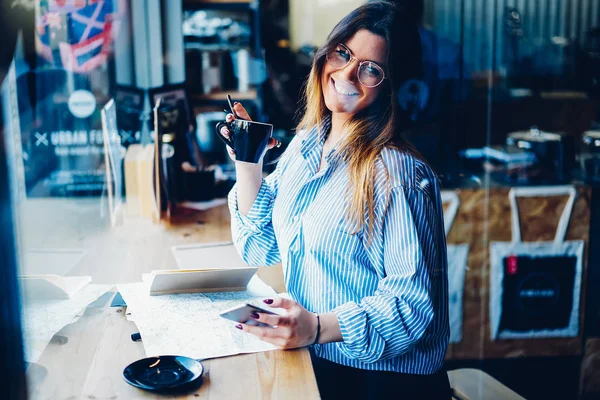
[219,2,450,398]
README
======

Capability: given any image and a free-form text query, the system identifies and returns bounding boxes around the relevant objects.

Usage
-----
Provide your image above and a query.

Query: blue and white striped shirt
[228,115,449,374]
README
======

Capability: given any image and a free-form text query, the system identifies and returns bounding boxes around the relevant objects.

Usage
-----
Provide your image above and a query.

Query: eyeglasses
[326,43,386,88]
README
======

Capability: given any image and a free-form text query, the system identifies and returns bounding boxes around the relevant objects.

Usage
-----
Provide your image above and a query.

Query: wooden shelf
[184,0,254,5]
[184,42,248,52]
[193,89,257,101]
[183,0,257,13]
[183,1,256,11]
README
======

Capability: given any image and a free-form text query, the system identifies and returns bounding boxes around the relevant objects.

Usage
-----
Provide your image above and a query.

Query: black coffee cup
[215,119,273,164]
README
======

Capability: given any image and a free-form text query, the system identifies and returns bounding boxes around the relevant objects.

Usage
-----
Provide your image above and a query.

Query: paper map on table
[117,276,279,360]
[22,284,114,363]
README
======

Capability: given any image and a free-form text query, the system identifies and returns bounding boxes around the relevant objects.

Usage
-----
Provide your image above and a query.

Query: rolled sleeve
[228,177,281,267]
[226,136,303,267]
[228,180,274,233]
[334,301,386,363]
[333,186,439,363]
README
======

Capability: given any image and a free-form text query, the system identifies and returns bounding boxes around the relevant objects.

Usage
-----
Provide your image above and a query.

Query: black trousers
[310,351,452,400]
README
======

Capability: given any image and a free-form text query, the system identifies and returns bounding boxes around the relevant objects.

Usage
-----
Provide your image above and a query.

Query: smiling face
[321,29,387,117]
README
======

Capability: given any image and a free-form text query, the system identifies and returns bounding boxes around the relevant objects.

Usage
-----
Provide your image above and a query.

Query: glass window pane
[0,1,598,399]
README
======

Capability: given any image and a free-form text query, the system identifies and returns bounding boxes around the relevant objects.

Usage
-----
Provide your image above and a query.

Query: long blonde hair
[297,2,425,241]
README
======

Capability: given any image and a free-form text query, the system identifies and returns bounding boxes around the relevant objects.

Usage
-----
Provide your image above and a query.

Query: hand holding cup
[216,102,280,163]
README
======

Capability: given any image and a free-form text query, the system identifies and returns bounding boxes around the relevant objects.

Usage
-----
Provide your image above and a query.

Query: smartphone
[219,303,277,326]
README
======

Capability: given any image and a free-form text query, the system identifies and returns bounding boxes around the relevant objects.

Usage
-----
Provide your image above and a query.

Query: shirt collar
[300,114,332,159]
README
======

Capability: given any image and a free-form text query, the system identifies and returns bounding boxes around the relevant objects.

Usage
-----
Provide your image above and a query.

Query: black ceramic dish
[123,356,204,394]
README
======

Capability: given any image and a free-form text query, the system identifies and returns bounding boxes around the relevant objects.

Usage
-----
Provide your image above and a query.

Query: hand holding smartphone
[219,303,278,327]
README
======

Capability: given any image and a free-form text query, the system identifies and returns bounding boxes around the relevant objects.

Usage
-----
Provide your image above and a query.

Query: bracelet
[312,313,321,345]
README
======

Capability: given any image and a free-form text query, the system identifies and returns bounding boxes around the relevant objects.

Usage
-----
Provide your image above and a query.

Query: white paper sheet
[21,284,114,363]
[117,276,279,360]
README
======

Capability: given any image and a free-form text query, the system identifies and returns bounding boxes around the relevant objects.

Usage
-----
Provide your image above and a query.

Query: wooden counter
[20,200,314,399]
[19,184,587,397]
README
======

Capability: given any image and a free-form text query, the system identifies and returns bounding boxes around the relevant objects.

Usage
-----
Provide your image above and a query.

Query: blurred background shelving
[182,0,263,115]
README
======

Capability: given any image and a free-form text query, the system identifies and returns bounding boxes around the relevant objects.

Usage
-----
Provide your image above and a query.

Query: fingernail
[234,102,240,106]
[263,299,273,304]
[250,312,259,319]
[235,324,243,330]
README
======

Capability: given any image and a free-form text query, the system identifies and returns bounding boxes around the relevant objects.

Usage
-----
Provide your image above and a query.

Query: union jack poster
[35,0,118,72]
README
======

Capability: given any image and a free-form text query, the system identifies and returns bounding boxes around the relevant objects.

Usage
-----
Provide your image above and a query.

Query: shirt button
[292,216,299,223]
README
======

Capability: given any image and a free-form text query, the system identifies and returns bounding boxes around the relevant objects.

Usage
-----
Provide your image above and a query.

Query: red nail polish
[263,299,273,304]
[235,324,243,330]
[250,312,259,319]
